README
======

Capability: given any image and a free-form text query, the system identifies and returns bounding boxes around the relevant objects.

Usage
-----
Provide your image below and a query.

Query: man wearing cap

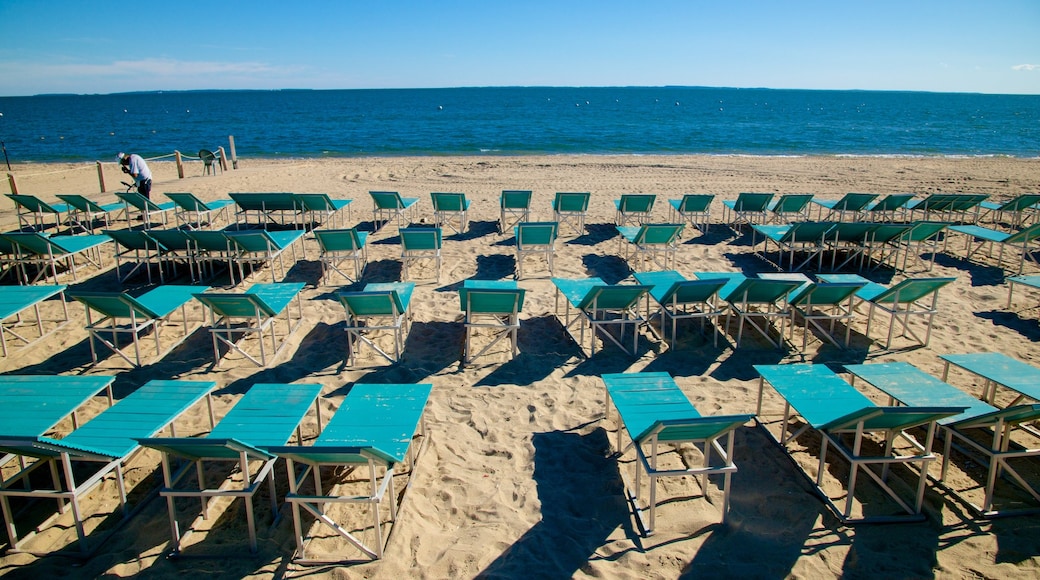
[117,152,153,199]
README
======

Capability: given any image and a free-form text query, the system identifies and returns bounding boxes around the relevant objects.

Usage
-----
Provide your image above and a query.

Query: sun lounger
[667,193,713,235]
[499,190,532,233]
[1006,274,1040,309]
[893,220,949,272]
[400,227,442,282]
[430,192,471,234]
[722,192,772,228]
[947,222,1040,275]
[786,279,865,350]
[909,193,988,224]
[115,191,177,229]
[0,285,69,357]
[632,270,727,348]
[225,228,306,283]
[55,194,125,234]
[859,223,913,271]
[459,279,525,364]
[185,230,236,284]
[164,192,235,229]
[314,227,368,285]
[703,272,804,348]
[194,282,305,367]
[105,228,166,283]
[751,221,835,271]
[294,192,353,229]
[552,191,591,235]
[614,194,656,226]
[0,379,216,554]
[70,285,210,367]
[766,193,814,223]
[145,228,199,282]
[818,274,955,349]
[846,361,1040,516]
[615,223,684,271]
[338,282,415,366]
[0,375,114,438]
[514,221,557,279]
[812,192,878,221]
[136,382,323,554]
[979,194,1040,229]
[370,190,419,231]
[3,231,111,285]
[863,193,915,222]
[270,382,432,562]
[551,277,652,356]
[228,192,304,229]
[602,372,752,534]
[6,194,70,232]
[938,352,1040,408]
[755,363,963,523]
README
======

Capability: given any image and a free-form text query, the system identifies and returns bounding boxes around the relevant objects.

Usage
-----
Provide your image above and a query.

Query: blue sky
[1,0,1037,96]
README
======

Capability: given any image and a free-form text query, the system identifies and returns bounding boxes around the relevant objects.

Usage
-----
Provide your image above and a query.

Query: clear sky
[1,0,1037,96]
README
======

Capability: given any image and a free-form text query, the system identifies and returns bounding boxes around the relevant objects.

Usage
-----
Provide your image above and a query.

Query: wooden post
[228,135,238,169]
[218,147,228,172]
[96,161,106,192]
[7,173,18,194]
[175,150,184,178]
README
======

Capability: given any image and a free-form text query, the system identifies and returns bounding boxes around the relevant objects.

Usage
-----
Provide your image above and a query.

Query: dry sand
[1,154,1039,579]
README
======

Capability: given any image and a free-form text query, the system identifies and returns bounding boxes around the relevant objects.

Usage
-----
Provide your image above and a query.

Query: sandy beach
[1,154,1040,579]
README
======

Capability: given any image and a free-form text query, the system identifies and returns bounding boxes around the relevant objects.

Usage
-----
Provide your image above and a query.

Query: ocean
[0,87,1037,163]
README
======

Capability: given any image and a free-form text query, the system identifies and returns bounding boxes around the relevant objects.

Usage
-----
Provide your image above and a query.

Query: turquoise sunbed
[947,222,1040,275]
[369,190,419,231]
[55,194,125,234]
[338,282,415,366]
[430,192,471,234]
[751,221,836,271]
[939,352,1040,407]
[767,193,814,222]
[3,231,111,285]
[632,270,727,348]
[551,277,652,357]
[614,193,656,226]
[137,382,323,554]
[271,382,432,562]
[225,228,306,283]
[6,194,70,232]
[514,221,558,279]
[115,191,177,229]
[551,191,591,235]
[194,282,306,367]
[164,192,235,229]
[713,274,804,348]
[811,192,878,221]
[602,372,752,534]
[314,227,368,285]
[979,193,1040,228]
[459,279,525,364]
[723,192,773,227]
[667,193,713,235]
[184,229,236,284]
[228,192,304,228]
[1006,274,1040,309]
[499,189,532,233]
[0,375,115,441]
[615,223,684,271]
[0,284,69,357]
[294,192,353,229]
[400,227,442,282]
[755,363,964,523]
[105,227,167,283]
[786,280,865,350]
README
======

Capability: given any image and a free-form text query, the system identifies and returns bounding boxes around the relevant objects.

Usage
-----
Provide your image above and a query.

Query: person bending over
[117,152,153,199]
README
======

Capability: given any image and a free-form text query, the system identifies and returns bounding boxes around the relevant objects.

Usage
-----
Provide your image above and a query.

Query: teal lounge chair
[614,193,656,226]
[812,192,879,221]
[615,223,684,271]
[722,192,773,228]
[818,274,955,349]
[0,285,69,357]
[369,190,419,231]
[499,189,532,233]
[116,191,177,229]
[786,280,865,350]
[0,375,114,439]
[551,191,591,235]
[825,222,881,271]
[56,194,125,234]
[602,372,752,533]
[864,193,916,222]
[751,221,836,271]
[894,220,949,272]
[551,277,652,356]
[514,221,558,279]
[6,194,70,232]
[105,228,167,283]
[430,192,471,234]
[859,223,913,271]
[767,193,814,223]
[145,228,199,282]
[755,363,963,523]
[337,281,415,366]
[3,231,111,285]
[314,227,368,285]
[667,193,713,235]
[717,274,804,348]
[228,192,304,229]
[0,379,216,554]
[948,222,1040,275]
[225,228,306,283]
[136,382,323,554]
[1006,274,1040,309]
[400,227,442,282]
[185,230,236,284]
[164,192,235,229]
[632,270,727,348]
[939,352,1040,408]
[847,360,1040,517]
[271,382,432,562]
[194,282,306,367]
[459,279,525,364]
[979,193,1040,229]
[70,285,210,367]
[294,192,353,229]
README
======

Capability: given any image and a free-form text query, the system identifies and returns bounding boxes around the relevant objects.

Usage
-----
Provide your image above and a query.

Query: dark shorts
[138,179,152,199]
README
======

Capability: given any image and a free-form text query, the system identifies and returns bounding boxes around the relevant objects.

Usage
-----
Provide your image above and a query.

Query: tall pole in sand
[0,113,10,171]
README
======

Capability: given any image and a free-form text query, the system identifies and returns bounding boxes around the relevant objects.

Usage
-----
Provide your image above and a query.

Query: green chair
[0,285,69,357]
[614,193,656,226]
[271,382,432,562]
[864,193,916,222]
[0,379,216,554]
[632,270,727,348]
[979,193,1040,229]
[314,227,368,285]
[767,193,814,222]
[6,194,70,232]
[514,221,557,279]
[948,222,1040,275]
[1006,274,1040,309]
[105,228,167,283]
[225,229,306,283]
[755,363,963,523]
[70,285,210,367]
[459,279,525,364]
[228,192,303,229]
[812,192,879,221]
[369,190,419,231]
[786,280,865,350]
[136,382,323,554]
[337,282,415,366]
[294,192,353,229]
[847,360,1040,517]
[400,227,442,282]
[939,352,1040,410]
[146,228,200,282]
[56,194,125,234]
[615,223,684,271]
[710,273,804,348]
[751,221,836,271]
[430,192,471,234]
[722,192,773,227]
[859,223,913,271]
[199,148,221,175]
[551,277,652,356]
[825,222,881,271]
[194,282,306,367]
[895,220,949,272]
[185,230,237,284]
[818,274,955,349]
[3,231,111,285]
[551,191,591,235]
[164,192,235,229]
[499,189,532,233]
[115,191,177,229]
[667,194,713,235]
[602,372,752,533]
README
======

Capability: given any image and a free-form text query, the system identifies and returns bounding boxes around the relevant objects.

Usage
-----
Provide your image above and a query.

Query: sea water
[0,87,1037,162]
